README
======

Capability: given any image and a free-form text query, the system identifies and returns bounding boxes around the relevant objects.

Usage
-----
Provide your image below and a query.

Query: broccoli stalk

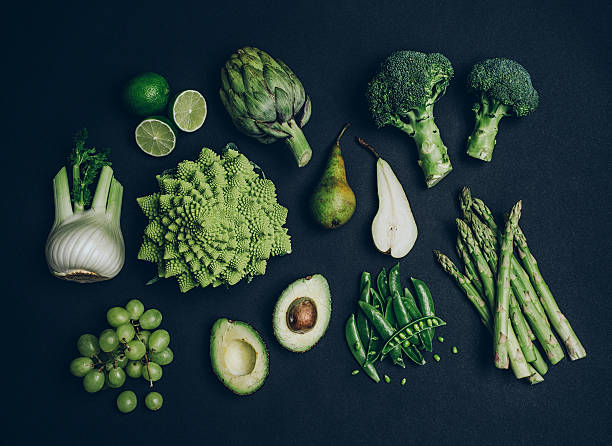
[466,58,539,162]
[366,51,454,188]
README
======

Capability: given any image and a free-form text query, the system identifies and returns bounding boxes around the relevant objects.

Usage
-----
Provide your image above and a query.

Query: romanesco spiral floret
[137,143,292,292]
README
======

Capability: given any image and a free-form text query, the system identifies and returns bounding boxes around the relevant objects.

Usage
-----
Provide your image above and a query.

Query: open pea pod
[376,268,390,303]
[380,316,446,358]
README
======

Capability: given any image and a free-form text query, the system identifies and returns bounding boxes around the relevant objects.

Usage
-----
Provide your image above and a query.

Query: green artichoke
[220,47,312,167]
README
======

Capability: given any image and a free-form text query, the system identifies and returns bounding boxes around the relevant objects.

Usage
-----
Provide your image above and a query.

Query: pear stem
[336,123,351,147]
[356,137,381,159]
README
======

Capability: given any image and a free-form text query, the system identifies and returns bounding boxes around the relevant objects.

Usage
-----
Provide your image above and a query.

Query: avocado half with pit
[273,274,331,352]
[210,318,268,395]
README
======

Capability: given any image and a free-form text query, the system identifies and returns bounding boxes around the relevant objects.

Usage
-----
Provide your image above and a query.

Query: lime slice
[171,90,207,132]
[135,118,176,157]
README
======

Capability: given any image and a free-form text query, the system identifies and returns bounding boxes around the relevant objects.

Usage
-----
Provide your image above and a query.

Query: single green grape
[151,347,173,366]
[99,329,119,352]
[70,357,94,377]
[107,367,126,388]
[142,362,163,382]
[107,307,130,327]
[137,330,151,347]
[139,309,162,330]
[116,353,129,368]
[83,369,105,393]
[116,323,135,343]
[125,340,146,360]
[149,329,170,352]
[145,391,163,411]
[126,361,143,378]
[77,334,100,357]
[116,390,137,414]
[125,299,145,320]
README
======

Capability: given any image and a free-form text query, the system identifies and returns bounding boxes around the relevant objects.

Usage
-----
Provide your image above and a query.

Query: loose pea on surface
[384,375,391,383]
[437,336,444,343]
[351,370,359,375]
[433,354,441,362]
[401,378,407,386]
[452,346,458,354]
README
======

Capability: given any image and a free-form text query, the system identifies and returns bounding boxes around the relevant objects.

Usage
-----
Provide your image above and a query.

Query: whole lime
[123,72,170,116]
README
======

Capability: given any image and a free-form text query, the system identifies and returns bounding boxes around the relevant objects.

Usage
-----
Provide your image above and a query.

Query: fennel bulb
[45,130,125,282]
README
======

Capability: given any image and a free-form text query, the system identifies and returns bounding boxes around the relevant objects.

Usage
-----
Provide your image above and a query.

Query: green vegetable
[145,392,164,411]
[437,337,444,343]
[356,273,372,345]
[366,51,454,187]
[411,278,435,352]
[452,346,458,354]
[45,129,124,282]
[136,144,292,292]
[345,314,380,383]
[466,58,539,162]
[434,250,531,380]
[116,390,138,414]
[376,268,390,302]
[379,315,445,359]
[384,375,391,383]
[433,354,441,362]
[494,201,522,369]
[351,370,360,375]
[514,224,586,360]
[456,237,484,297]
[401,378,407,386]
[358,301,405,368]
[387,263,402,297]
[392,293,421,348]
[219,47,312,167]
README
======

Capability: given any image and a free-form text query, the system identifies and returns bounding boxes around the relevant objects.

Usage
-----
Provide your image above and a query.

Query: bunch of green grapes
[69,299,172,413]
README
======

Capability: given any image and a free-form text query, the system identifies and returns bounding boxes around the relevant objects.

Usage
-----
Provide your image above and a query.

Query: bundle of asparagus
[435,187,586,384]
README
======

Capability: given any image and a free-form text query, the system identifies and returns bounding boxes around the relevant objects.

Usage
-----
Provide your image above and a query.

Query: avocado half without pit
[273,274,331,352]
[210,318,268,395]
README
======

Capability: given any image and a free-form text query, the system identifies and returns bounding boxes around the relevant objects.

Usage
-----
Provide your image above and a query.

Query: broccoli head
[466,58,539,161]
[366,51,454,188]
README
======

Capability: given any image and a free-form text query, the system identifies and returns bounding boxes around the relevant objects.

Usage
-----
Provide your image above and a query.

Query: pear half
[371,158,418,258]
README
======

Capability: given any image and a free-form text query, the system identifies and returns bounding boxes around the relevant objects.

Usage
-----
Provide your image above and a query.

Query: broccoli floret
[366,51,454,188]
[466,58,539,161]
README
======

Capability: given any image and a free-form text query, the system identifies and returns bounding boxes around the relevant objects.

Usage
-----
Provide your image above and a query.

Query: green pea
[434,354,441,362]
[437,336,444,343]
[351,370,359,375]
[452,346,458,354]
[401,378,407,386]
[384,375,390,383]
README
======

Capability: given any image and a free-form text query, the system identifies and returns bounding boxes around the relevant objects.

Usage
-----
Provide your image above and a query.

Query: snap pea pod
[392,292,422,348]
[380,316,446,357]
[358,301,405,368]
[345,314,380,383]
[370,288,385,312]
[388,263,402,297]
[376,268,390,303]
[411,277,435,352]
[402,288,427,348]
[384,299,398,329]
[356,273,372,344]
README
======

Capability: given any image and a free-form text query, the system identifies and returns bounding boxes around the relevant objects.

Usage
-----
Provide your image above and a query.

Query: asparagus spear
[456,237,484,297]
[457,219,495,310]
[434,251,492,329]
[434,250,531,379]
[527,364,545,385]
[514,224,586,360]
[493,202,522,369]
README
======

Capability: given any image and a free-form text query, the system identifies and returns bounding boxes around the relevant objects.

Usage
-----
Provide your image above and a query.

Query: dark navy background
[7,1,611,444]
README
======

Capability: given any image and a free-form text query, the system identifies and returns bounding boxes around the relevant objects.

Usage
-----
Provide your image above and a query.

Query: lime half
[135,118,176,157]
[171,90,207,132]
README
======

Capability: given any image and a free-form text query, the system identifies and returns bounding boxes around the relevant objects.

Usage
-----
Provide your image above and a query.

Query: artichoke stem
[284,120,312,167]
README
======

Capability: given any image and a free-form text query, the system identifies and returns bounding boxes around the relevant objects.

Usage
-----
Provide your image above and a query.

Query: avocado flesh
[210,318,268,395]
[273,274,331,352]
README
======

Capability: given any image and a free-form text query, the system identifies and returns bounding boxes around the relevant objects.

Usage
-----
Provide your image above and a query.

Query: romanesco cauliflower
[137,144,292,292]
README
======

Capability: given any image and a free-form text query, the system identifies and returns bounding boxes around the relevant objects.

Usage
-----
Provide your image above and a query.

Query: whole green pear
[310,124,356,228]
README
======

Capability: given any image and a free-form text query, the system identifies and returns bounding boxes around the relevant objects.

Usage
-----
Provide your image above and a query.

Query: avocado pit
[287,297,318,333]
